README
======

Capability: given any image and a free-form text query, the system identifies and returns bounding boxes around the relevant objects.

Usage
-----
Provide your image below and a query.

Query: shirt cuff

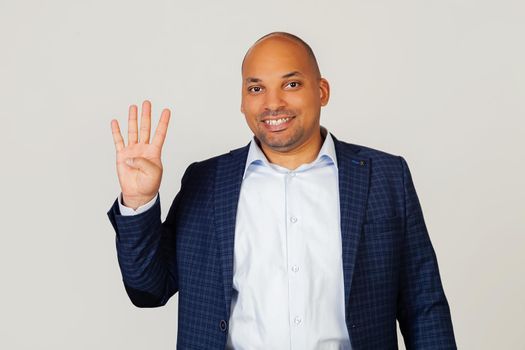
[118,193,158,216]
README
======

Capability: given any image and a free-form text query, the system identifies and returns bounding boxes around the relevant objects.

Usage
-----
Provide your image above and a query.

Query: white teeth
[264,118,290,126]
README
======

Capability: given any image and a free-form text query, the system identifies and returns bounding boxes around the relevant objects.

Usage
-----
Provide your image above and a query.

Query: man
[107,32,456,349]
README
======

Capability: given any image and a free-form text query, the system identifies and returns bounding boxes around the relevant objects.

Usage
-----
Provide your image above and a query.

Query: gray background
[1,0,524,349]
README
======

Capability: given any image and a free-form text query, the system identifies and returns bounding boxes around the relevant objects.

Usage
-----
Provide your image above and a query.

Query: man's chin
[257,133,302,153]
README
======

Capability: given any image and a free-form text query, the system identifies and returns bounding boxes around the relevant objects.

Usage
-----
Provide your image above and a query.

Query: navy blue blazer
[107,134,456,349]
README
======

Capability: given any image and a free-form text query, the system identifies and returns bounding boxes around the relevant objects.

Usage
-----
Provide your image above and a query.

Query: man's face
[241,36,329,154]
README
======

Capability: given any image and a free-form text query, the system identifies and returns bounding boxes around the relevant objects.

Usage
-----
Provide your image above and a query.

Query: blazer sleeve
[396,156,457,349]
[106,162,196,308]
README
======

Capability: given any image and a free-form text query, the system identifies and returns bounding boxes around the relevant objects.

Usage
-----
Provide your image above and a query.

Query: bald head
[240,31,330,164]
[242,32,321,79]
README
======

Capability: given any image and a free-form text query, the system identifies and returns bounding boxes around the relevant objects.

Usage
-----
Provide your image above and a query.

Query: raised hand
[111,100,171,210]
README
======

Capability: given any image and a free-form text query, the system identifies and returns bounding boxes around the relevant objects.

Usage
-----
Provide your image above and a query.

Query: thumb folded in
[125,157,155,174]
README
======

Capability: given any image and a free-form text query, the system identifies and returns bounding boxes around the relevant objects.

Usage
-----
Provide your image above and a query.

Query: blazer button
[219,319,228,332]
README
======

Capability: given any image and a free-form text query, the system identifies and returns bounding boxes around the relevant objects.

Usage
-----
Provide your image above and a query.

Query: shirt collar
[243,126,338,179]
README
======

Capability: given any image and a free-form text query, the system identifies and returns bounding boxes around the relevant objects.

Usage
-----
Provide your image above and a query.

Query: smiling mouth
[263,117,293,126]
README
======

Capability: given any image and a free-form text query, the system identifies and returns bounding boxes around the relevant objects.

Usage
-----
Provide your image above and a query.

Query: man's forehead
[243,46,311,77]
[245,71,304,83]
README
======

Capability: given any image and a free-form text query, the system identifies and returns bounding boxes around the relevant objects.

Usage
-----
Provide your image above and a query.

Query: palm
[111,100,171,207]
[116,142,162,199]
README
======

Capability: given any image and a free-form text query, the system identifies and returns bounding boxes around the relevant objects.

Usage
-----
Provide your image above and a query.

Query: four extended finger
[152,108,171,149]
[140,100,152,144]
[128,104,138,145]
[111,119,125,152]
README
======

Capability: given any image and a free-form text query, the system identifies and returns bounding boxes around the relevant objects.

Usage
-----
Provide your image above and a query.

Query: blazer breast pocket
[362,216,403,237]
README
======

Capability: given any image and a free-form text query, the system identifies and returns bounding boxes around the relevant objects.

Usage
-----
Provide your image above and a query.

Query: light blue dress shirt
[118,130,351,350]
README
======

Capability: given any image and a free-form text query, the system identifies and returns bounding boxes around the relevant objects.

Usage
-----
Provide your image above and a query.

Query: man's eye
[285,81,301,89]
[248,86,263,93]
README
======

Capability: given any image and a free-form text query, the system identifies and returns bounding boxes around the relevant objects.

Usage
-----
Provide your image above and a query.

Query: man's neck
[257,129,325,170]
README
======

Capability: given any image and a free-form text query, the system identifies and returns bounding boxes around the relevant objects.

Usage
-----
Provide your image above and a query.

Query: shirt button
[291,265,299,272]
[294,316,302,325]
[219,320,227,332]
[289,171,296,177]
[290,216,298,223]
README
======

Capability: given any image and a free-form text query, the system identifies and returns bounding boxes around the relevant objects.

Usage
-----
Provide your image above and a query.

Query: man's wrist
[122,194,156,210]
[119,193,159,215]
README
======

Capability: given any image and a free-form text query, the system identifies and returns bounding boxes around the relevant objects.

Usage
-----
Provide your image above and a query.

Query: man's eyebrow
[245,71,304,84]
[282,71,303,78]
[245,77,261,84]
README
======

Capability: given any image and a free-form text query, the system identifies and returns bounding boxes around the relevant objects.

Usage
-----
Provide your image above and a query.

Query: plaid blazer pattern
[107,134,456,349]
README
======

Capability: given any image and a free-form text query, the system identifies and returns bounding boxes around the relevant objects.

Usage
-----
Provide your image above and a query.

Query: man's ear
[319,78,330,106]
[240,103,245,114]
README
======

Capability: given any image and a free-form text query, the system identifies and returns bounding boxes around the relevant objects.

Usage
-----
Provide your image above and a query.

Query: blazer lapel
[214,144,250,319]
[332,134,370,319]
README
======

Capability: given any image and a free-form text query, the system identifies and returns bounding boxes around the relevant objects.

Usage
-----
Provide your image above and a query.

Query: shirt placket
[285,170,307,350]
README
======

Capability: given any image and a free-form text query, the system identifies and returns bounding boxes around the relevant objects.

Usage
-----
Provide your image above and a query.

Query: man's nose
[264,89,286,111]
